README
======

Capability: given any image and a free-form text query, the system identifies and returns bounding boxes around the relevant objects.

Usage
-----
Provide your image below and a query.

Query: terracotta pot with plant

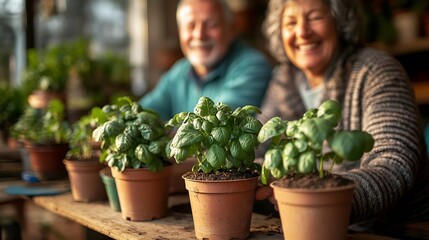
[167,96,262,240]
[11,100,71,180]
[257,100,374,240]
[92,96,171,221]
[63,107,109,202]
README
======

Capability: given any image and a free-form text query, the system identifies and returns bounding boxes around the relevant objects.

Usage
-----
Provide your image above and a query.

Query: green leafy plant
[11,99,71,145]
[166,96,262,174]
[92,96,170,172]
[257,100,374,184]
[66,107,108,160]
[0,84,26,132]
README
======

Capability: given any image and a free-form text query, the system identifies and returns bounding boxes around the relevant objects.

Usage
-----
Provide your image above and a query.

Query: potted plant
[63,107,108,202]
[257,99,374,240]
[167,96,262,240]
[11,100,71,180]
[0,84,25,149]
[92,96,171,221]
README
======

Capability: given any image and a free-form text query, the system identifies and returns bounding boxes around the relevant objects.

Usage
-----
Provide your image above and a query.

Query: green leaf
[230,140,244,159]
[206,144,226,169]
[171,124,204,148]
[298,150,317,174]
[264,149,282,170]
[328,131,374,161]
[242,117,262,134]
[194,97,215,117]
[131,157,141,169]
[257,117,287,143]
[300,118,336,144]
[211,126,231,146]
[147,159,163,173]
[239,133,257,151]
[134,144,153,164]
[317,99,342,121]
[200,160,213,173]
[115,133,133,152]
[261,164,270,184]
[241,105,262,115]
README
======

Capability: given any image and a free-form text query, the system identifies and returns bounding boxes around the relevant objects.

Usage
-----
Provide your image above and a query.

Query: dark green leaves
[168,96,262,174]
[257,117,287,143]
[259,99,375,183]
[92,97,169,173]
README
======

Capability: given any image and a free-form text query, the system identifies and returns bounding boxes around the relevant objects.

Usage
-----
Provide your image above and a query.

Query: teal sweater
[139,41,272,121]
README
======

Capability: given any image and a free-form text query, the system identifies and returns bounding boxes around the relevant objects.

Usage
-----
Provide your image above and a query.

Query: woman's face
[281,0,339,76]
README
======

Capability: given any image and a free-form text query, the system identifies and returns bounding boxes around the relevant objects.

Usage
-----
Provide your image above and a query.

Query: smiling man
[139,0,272,121]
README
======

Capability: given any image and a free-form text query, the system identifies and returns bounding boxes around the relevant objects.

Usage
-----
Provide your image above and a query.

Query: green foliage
[258,100,374,185]
[0,84,26,131]
[167,96,262,174]
[92,96,170,172]
[11,100,71,145]
[66,107,109,160]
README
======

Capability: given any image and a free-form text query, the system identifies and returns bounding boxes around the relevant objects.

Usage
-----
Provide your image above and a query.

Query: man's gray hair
[177,0,235,25]
[263,0,363,63]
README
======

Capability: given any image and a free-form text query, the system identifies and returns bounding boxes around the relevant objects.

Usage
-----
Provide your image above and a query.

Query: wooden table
[32,193,398,240]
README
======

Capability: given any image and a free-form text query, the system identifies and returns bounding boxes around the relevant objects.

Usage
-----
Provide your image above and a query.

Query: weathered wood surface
[33,193,283,240]
[33,192,399,240]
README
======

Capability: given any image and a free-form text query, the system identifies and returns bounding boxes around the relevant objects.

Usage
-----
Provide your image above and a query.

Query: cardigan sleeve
[338,49,425,224]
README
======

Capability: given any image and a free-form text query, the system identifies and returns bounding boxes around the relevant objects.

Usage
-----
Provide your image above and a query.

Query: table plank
[33,193,283,240]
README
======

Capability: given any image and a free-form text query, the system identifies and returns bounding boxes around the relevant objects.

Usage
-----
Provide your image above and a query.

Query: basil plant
[92,97,170,172]
[166,96,262,174]
[257,100,374,185]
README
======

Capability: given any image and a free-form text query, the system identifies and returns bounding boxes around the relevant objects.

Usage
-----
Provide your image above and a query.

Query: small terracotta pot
[24,142,69,180]
[63,158,107,202]
[184,175,259,240]
[271,181,355,240]
[112,166,171,221]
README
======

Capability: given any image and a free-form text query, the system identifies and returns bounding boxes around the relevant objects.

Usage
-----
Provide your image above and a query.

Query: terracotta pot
[63,158,107,202]
[169,158,197,194]
[112,166,171,221]
[99,167,121,212]
[184,175,259,240]
[271,181,355,240]
[24,142,69,180]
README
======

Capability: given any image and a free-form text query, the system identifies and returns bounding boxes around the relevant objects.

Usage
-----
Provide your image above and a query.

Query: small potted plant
[167,96,262,240]
[257,99,374,240]
[92,96,171,221]
[63,107,108,202]
[11,100,71,180]
[0,84,25,148]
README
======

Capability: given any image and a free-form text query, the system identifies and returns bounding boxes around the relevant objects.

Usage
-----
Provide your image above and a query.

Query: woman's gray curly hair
[263,0,363,63]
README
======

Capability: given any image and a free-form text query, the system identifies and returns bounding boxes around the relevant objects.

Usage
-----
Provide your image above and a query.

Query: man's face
[177,0,233,75]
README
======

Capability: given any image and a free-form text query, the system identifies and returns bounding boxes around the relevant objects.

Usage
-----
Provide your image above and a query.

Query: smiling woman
[256,0,429,238]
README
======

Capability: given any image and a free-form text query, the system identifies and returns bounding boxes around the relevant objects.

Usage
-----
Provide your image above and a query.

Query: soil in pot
[274,172,353,189]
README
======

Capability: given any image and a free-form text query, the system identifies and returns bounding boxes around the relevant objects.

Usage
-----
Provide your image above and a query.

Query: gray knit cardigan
[258,46,429,226]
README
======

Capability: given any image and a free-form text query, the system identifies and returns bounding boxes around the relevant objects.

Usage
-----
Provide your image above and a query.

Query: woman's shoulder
[353,47,400,65]
[351,47,406,74]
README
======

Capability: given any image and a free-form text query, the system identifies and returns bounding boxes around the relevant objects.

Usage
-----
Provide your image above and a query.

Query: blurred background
[1,0,429,112]
[1,0,429,239]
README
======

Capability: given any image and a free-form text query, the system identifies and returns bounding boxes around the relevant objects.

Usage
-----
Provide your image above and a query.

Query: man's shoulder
[227,40,271,67]
[164,58,192,76]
